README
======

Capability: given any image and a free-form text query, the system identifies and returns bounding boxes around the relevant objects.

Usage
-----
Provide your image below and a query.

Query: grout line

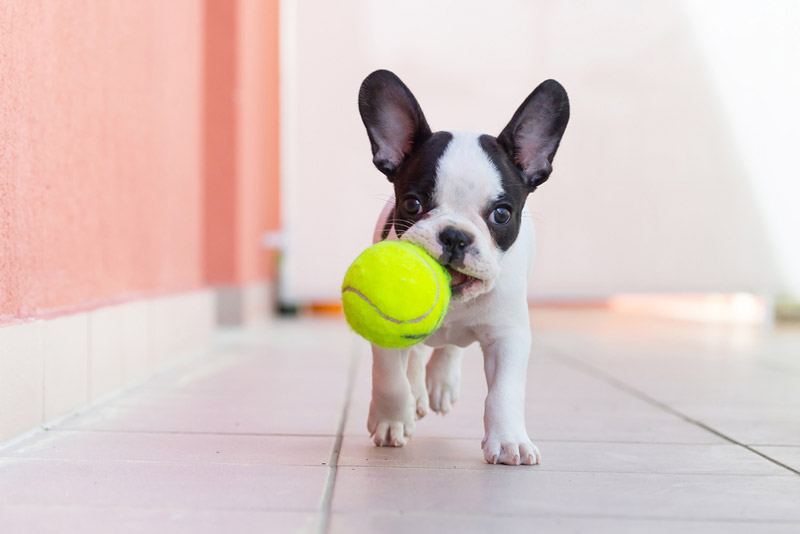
[316,338,361,534]
[0,501,319,515]
[330,463,791,477]
[0,456,331,468]
[327,509,800,525]
[546,346,800,477]
[332,435,725,445]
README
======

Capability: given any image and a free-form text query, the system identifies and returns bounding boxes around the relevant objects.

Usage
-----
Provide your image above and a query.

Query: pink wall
[0,1,280,321]
[238,0,281,283]
[204,0,280,285]
[202,0,239,285]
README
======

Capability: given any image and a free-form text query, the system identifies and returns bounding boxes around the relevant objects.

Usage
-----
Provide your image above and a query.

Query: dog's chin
[445,266,494,303]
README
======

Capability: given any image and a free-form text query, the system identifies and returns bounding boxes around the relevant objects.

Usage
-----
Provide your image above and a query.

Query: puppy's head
[358,70,569,302]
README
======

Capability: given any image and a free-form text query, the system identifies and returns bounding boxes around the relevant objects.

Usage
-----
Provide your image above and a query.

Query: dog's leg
[480,329,540,465]
[407,345,432,418]
[426,345,463,414]
[368,345,416,447]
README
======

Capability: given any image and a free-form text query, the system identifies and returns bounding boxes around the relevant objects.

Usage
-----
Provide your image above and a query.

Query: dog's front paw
[426,359,460,414]
[367,395,416,447]
[481,434,541,466]
[407,367,430,419]
[413,388,430,419]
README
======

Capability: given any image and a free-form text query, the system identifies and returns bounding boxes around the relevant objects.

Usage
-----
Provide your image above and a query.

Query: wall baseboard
[0,289,216,444]
[215,281,274,326]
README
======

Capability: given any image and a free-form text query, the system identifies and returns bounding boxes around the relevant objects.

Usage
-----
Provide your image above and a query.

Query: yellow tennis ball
[341,241,451,348]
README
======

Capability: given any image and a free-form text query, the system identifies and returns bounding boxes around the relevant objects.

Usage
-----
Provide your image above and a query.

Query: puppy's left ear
[498,79,570,190]
[358,70,432,180]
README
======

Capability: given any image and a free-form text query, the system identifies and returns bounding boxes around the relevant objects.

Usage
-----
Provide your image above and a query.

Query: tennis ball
[341,241,451,348]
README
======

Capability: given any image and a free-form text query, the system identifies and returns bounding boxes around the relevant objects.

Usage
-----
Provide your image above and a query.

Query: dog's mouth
[445,266,481,294]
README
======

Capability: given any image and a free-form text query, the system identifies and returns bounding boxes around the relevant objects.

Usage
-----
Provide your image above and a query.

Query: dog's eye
[402,196,422,215]
[489,206,512,225]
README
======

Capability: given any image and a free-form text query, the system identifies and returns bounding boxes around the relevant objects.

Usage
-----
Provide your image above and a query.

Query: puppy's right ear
[498,79,570,191]
[358,70,432,180]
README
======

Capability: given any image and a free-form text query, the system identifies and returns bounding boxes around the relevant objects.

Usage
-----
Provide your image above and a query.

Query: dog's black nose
[438,227,474,265]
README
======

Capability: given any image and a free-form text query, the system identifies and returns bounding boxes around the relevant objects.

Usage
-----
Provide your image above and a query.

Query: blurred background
[281,0,800,315]
[2,0,800,442]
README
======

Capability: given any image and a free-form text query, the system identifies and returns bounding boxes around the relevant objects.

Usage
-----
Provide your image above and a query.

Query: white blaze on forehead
[434,132,503,211]
[400,131,504,294]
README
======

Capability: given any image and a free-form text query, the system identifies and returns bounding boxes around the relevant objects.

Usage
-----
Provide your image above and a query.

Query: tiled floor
[1,309,799,533]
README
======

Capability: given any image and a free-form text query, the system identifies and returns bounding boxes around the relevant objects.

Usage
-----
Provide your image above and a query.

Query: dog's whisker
[388,220,416,229]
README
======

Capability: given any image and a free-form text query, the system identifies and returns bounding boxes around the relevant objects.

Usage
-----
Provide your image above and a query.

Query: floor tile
[338,437,786,475]
[0,505,315,534]
[752,446,800,472]
[331,467,800,521]
[345,398,724,444]
[330,512,800,534]
[57,387,344,436]
[2,430,333,467]
[345,346,723,444]
[57,342,351,436]
[669,403,800,446]
[0,457,326,511]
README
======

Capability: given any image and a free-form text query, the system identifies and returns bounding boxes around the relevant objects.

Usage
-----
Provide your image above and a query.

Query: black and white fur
[358,70,569,465]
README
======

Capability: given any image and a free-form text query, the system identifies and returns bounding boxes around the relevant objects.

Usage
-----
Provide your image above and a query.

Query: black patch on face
[389,131,453,237]
[479,134,530,251]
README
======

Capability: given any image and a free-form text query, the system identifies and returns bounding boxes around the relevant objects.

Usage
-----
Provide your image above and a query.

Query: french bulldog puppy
[358,70,569,465]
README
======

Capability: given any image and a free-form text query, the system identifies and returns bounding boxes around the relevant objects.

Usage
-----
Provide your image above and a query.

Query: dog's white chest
[424,323,475,348]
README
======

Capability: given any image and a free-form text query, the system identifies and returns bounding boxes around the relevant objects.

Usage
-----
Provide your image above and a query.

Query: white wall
[281,0,797,303]
[681,0,800,297]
